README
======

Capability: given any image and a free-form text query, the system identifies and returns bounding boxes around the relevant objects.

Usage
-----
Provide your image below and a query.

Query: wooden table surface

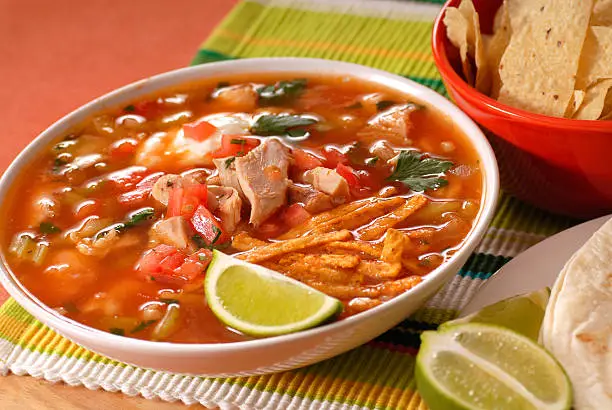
[0,0,236,407]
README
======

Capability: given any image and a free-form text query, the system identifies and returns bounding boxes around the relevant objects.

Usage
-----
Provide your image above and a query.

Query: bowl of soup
[0,58,498,376]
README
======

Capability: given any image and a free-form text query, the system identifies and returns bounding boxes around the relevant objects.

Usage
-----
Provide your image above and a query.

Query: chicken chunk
[212,158,245,199]
[207,186,243,233]
[234,139,290,226]
[358,103,420,145]
[370,141,398,163]
[151,174,207,206]
[304,167,349,203]
[288,183,334,214]
[149,216,195,252]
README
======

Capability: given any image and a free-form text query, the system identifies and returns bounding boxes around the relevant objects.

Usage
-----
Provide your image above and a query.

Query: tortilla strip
[315,254,361,269]
[357,195,428,240]
[313,197,406,234]
[278,199,369,239]
[404,227,436,242]
[238,230,352,263]
[356,260,402,280]
[275,255,356,284]
[305,275,422,299]
[345,297,383,316]
[380,229,406,264]
[324,241,382,258]
[231,232,267,251]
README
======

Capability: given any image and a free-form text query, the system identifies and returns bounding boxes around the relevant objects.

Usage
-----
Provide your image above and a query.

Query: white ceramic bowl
[0,58,499,376]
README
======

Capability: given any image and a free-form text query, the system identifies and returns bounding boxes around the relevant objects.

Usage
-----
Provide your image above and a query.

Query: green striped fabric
[0,1,578,408]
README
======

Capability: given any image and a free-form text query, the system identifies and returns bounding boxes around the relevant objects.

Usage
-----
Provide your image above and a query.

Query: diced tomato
[74,199,100,219]
[335,163,361,188]
[182,119,218,141]
[131,100,163,118]
[174,249,213,281]
[322,147,349,168]
[292,149,323,171]
[109,138,139,159]
[107,166,149,192]
[137,245,212,284]
[166,183,208,218]
[211,135,260,159]
[137,244,179,275]
[281,204,311,228]
[191,205,228,245]
[257,221,285,238]
[118,172,165,205]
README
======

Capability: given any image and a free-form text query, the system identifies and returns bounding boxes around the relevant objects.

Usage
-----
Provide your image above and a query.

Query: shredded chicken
[304,167,349,203]
[234,139,290,226]
[288,183,334,214]
[149,216,195,252]
[207,186,243,233]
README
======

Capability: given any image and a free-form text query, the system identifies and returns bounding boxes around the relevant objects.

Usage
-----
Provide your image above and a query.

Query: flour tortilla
[541,217,612,409]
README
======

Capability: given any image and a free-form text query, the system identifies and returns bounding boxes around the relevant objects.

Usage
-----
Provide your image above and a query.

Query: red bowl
[432,0,612,219]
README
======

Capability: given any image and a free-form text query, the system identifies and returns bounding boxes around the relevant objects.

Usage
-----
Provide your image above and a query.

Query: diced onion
[32,242,49,266]
[9,233,37,259]
[151,304,180,341]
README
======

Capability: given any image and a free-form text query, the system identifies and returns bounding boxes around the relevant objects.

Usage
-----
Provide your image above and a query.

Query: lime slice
[416,323,571,410]
[442,288,550,340]
[205,250,343,337]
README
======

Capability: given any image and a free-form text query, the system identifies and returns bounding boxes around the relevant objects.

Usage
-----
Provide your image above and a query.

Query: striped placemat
[0,0,578,408]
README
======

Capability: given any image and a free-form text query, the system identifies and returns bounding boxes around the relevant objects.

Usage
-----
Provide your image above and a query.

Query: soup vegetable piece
[444,0,612,120]
[3,74,482,343]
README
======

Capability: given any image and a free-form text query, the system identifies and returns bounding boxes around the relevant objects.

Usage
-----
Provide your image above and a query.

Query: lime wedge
[416,323,571,410]
[205,250,343,337]
[443,288,550,340]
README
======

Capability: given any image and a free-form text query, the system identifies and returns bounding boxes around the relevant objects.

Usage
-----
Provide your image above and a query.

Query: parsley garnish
[110,328,125,336]
[123,104,136,112]
[376,100,396,111]
[160,298,180,305]
[130,320,157,334]
[192,233,229,251]
[40,222,61,234]
[95,208,156,239]
[230,138,246,145]
[251,115,317,137]
[386,151,453,192]
[124,207,155,228]
[257,78,307,105]
[225,157,236,168]
[366,156,379,166]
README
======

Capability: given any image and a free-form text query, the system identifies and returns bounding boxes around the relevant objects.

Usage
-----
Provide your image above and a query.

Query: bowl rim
[0,57,499,355]
[432,0,610,130]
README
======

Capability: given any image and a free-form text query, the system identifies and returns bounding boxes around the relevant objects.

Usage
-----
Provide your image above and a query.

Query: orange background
[0,0,237,300]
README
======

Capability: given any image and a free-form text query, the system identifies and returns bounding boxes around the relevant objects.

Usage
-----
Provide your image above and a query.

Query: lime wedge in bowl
[416,323,571,410]
[205,250,343,337]
[442,288,550,340]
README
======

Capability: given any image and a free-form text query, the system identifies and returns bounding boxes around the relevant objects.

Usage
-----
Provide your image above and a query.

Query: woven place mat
[0,1,578,408]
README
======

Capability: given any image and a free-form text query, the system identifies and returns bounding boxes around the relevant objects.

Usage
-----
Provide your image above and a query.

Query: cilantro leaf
[257,79,307,105]
[387,151,453,192]
[251,115,317,136]
[130,319,157,334]
[224,157,236,168]
[40,222,61,234]
[124,207,156,228]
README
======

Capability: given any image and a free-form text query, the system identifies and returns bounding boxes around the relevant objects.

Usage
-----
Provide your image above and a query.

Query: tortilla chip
[313,254,361,269]
[458,0,491,94]
[498,0,593,117]
[356,260,402,280]
[593,0,612,26]
[486,4,511,99]
[444,7,475,85]
[573,79,612,120]
[565,90,586,118]
[575,26,612,90]
[357,195,428,240]
[239,230,352,263]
